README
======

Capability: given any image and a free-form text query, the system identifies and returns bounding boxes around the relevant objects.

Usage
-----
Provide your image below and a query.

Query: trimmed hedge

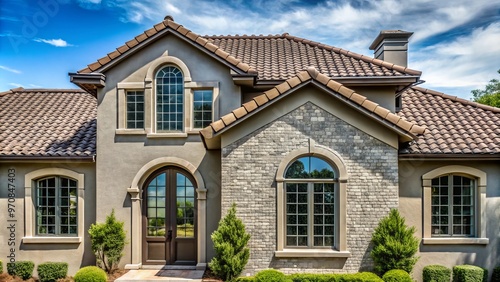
[74,266,107,282]
[452,265,487,282]
[382,270,412,282]
[37,262,69,282]
[236,271,384,282]
[7,261,35,280]
[423,265,451,282]
[0,260,2,274]
[255,269,288,282]
[236,277,256,282]
[492,266,500,282]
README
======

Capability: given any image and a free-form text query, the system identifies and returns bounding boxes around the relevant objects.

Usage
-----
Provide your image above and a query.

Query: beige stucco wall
[0,161,96,276]
[94,34,233,266]
[349,86,397,112]
[399,159,500,281]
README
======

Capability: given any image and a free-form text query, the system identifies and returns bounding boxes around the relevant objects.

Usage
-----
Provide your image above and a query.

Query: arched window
[156,66,184,132]
[284,156,336,248]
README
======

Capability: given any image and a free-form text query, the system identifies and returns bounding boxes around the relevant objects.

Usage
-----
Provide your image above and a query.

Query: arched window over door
[143,167,197,265]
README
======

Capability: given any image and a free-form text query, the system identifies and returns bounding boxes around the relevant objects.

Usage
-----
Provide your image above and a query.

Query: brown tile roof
[78,18,256,76]
[200,67,425,141]
[206,34,421,80]
[0,88,96,159]
[398,87,500,155]
[78,18,421,81]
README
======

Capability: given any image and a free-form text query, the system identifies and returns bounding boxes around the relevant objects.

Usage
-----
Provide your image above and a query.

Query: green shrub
[423,265,451,282]
[236,277,256,282]
[37,262,68,282]
[288,273,338,281]
[348,272,384,282]
[287,272,382,282]
[88,209,127,273]
[74,266,107,282]
[371,209,420,274]
[382,270,412,282]
[209,203,251,282]
[255,269,288,282]
[0,260,2,274]
[452,265,487,282]
[7,261,35,280]
[492,266,500,282]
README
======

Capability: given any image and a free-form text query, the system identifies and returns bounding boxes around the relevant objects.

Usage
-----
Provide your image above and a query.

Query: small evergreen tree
[88,209,127,273]
[209,203,250,282]
[371,209,420,275]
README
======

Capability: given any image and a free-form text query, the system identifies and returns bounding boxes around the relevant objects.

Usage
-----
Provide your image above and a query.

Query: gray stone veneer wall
[221,102,399,275]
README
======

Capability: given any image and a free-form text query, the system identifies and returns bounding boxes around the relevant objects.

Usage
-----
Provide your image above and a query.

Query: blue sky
[1,0,500,99]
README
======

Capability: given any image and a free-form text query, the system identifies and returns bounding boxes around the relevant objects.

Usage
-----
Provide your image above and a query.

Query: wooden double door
[142,168,197,265]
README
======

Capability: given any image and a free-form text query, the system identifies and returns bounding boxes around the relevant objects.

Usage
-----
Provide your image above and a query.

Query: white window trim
[275,140,350,258]
[115,51,218,138]
[23,168,85,244]
[422,165,488,245]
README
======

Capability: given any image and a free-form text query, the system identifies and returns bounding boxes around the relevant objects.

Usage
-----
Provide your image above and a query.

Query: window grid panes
[431,175,475,237]
[156,66,183,132]
[193,90,213,128]
[147,173,167,237]
[36,177,77,236]
[176,173,195,238]
[126,90,144,129]
[284,156,336,249]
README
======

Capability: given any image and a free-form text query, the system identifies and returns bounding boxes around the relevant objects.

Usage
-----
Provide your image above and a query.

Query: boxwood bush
[255,269,289,282]
[236,277,256,282]
[37,262,68,282]
[452,265,487,282]
[492,266,500,282]
[382,269,412,282]
[74,266,107,282]
[423,265,451,282]
[0,260,2,274]
[7,261,35,280]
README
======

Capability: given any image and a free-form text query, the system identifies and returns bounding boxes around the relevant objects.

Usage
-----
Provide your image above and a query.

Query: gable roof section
[77,17,420,82]
[0,88,96,160]
[399,87,500,157]
[78,18,256,76]
[200,67,425,149]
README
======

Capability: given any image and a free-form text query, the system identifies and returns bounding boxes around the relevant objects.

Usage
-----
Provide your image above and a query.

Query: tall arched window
[156,66,183,132]
[284,156,336,248]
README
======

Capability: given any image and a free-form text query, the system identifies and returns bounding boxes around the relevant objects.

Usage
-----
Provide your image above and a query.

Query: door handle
[167,230,173,241]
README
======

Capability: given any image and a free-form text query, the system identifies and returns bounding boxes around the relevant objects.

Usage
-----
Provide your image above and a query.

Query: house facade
[0,16,499,279]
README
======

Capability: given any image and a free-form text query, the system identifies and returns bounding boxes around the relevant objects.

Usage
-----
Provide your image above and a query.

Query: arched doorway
[142,167,197,265]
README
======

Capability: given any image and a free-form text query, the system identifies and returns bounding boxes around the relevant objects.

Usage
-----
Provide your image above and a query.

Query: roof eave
[398,154,500,161]
[0,156,95,162]
[254,76,420,88]
[69,72,105,96]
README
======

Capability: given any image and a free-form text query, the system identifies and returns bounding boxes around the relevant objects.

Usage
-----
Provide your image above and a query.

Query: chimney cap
[369,30,413,50]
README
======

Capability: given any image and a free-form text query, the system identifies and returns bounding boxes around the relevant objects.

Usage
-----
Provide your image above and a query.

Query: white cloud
[34,38,73,47]
[412,22,500,97]
[165,3,181,15]
[0,65,22,74]
[9,83,24,88]
[29,84,42,88]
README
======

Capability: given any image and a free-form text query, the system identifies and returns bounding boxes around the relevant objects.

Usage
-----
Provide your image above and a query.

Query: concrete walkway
[116,266,204,281]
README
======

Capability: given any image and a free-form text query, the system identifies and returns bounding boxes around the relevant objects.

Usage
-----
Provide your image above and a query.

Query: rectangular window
[126,90,144,129]
[285,182,335,248]
[431,175,474,237]
[193,90,213,128]
[36,177,78,236]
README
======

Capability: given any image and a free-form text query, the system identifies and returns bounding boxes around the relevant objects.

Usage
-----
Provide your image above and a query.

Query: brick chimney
[369,30,413,67]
